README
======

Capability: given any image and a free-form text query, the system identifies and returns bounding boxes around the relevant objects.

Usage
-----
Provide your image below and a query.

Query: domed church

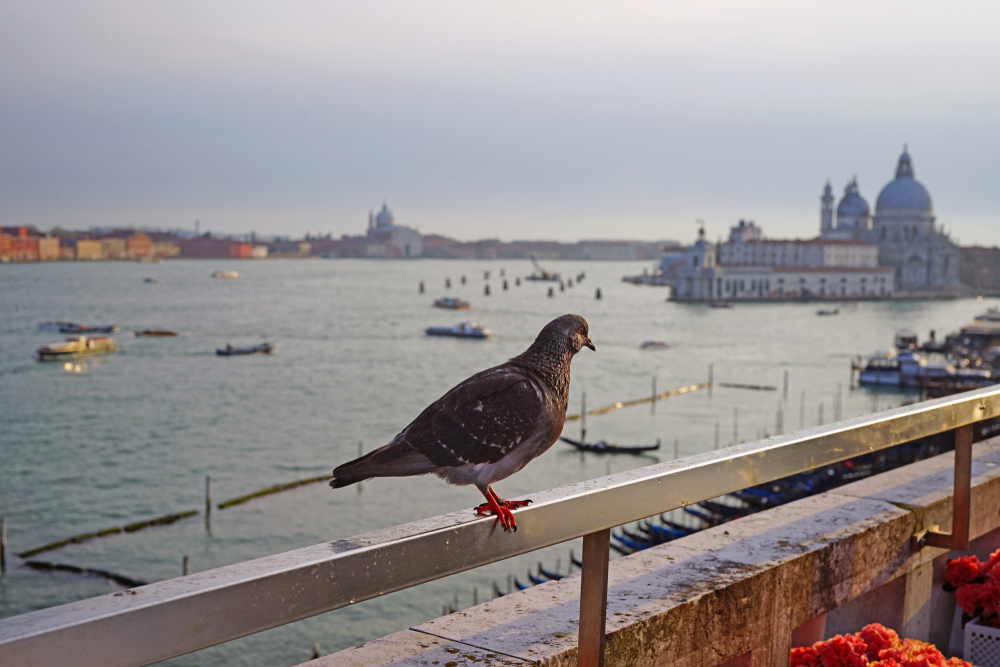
[819,148,960,292]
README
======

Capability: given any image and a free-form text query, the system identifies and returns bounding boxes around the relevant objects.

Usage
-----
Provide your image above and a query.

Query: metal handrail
[2,385,999,667]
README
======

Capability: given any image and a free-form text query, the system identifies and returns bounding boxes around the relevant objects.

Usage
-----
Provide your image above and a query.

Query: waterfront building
[75,239,104,260]
[718,220,878,268]
[101,237,127,259]
[819,148,961,293]
[673,228,893,301]
[366,203,422,257]
[0,227,41,262]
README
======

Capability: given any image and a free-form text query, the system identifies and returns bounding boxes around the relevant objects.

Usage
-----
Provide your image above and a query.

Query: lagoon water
[1,258,993,665]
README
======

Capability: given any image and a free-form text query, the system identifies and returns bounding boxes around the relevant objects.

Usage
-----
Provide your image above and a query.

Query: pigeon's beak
[584,336,596,351]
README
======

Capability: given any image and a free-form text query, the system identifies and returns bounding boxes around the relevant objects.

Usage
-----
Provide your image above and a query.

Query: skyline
[2,1,998,245]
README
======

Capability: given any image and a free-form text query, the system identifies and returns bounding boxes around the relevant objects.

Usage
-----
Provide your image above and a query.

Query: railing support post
[579,528,610,667]
[912,424,972,551]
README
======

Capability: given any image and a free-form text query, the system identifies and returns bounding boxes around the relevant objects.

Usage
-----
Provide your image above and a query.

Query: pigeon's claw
[474,496,518,532]
[500,498,532,509]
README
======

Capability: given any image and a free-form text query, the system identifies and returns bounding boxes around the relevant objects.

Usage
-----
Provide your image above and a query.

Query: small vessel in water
[212,270,239,279]
[135,330,178,337]
[640,340,670,350]
[37,336,117,361]
[216,342,275,356]
[816,308,840,316]
[524,255,561,282]
[38,321,80,331]
[59,323,120,334]
[425,322,490,339]
[433,297,470,310]
[560,436,661,454]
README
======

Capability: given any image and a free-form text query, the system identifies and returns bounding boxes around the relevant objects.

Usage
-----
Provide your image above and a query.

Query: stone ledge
[307,437,1000,667]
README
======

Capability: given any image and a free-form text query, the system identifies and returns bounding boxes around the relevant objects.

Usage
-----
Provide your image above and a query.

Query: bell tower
[820,181,834,235]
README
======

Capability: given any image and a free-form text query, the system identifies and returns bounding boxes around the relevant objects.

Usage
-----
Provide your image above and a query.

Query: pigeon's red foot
[474,496,524,532]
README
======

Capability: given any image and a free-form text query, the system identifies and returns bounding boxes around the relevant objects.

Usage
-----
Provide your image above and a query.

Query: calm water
[1,259,993,665]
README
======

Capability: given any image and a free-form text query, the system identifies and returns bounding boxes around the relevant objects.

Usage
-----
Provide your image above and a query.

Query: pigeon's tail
[330,442,438,489]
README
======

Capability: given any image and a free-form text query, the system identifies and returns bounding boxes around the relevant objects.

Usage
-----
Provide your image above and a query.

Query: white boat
[425,322,491,339]
[212,270,239,279]
[37,336,117,361]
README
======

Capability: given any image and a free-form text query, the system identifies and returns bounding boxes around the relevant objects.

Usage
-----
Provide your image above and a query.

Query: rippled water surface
[1,259,992,665]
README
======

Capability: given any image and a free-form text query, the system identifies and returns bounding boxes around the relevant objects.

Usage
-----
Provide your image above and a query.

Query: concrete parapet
[308,439,1000,667]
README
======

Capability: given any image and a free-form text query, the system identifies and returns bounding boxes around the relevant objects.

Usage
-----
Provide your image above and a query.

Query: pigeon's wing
[401,369,544,467]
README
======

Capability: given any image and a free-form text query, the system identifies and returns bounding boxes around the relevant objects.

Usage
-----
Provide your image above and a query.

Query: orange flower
[858,623,900,659]
[945,556,984,589]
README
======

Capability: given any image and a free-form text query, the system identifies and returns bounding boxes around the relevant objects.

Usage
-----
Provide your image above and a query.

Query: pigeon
[330,313,595,531]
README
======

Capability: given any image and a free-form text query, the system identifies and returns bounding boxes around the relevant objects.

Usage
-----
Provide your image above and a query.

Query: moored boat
[425,322,490,339]
[58,323,120,334]
[38,321,80,331]
[560,436,661,454]
[37,336,117,361]
[640,340,670,349]
[524,255,561,282]
[216,342,275,356]
[212,270,239,279]
[433,297,470,310]
[135,330,178,337]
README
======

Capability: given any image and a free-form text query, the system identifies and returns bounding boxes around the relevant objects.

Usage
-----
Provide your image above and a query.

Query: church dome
[375,203,395,226]
[837,178,869,217]
[875,149,932,213]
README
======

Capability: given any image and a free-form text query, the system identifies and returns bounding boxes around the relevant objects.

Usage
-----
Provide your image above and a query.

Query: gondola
[560,436,660,454]
[216,342,276,356]
[527,568,547,586]
[514,577,530,591]
[537,563,564,581]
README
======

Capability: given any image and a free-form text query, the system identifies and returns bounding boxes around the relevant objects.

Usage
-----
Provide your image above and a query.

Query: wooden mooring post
[205,476,212,516]
[1,517,6,572]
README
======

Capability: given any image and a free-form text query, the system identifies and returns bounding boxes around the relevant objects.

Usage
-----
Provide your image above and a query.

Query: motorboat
[38,321,80,331]
[58,323,120,334]
[640,340,670,350]
[212,270,239,279]
[135,330,178,337]
[560,436,661,454]
[974,307,1000,322]
[433,297,470,310]
[816,308,840,316]
[425,322,490,339]
[216,342,275,356]
[37,336,117,361]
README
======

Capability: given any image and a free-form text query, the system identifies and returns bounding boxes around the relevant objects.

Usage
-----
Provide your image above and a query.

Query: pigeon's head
[547,314,595,354]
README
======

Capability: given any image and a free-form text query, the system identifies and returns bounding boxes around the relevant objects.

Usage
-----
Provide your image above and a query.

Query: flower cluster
[790,623,970,667]
[945,549,1000,627]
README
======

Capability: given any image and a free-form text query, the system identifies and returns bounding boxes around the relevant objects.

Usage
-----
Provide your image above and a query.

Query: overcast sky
[1,1,998,244]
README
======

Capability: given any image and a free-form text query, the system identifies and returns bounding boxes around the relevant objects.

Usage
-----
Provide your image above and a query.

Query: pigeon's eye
[577,327,585,334]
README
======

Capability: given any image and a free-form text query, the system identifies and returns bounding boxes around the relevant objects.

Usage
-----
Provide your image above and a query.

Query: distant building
[75,240,104,260]
[819,148,961,293]
[268,241,310,257]
[250,245,268,259]
[176,238,255,258]
[580,242,639,260]
[718,220,878,268]
[151,241,180,258]
[101,238,127,259]
[126,232,152,258]
[38,237,60,260]
[0,227,40,262]
[672,228,893,301]
[366,204,422,257]
[959,246,1000,295]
